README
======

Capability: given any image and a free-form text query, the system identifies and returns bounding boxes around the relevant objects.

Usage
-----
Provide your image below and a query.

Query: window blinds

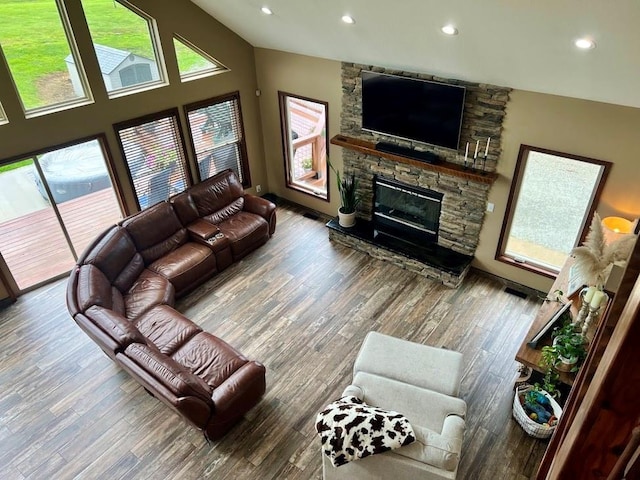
[116,112,188,209]
[185,93,248,184]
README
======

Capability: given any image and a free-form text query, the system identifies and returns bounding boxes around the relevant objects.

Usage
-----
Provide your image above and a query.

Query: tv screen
[361,71,466,150]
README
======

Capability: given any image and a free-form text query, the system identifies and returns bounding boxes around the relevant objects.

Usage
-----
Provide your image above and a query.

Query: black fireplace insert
[373,176,443,246]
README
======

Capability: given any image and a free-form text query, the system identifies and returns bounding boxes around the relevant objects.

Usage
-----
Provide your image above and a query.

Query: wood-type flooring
[0,203,548,479]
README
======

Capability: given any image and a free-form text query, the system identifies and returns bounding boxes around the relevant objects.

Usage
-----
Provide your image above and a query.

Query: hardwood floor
[0,203,548,479]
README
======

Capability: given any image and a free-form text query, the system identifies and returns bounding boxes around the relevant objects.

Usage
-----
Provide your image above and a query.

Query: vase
[338,209,356,228]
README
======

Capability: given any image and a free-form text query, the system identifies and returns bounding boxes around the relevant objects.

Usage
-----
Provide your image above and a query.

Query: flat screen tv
[361,71,466,150]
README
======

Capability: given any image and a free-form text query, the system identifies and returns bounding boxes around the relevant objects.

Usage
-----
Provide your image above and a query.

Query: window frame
[183,91,251,187]
[113,108,192,212]
[496,144,611,278]
[278,91,330,202]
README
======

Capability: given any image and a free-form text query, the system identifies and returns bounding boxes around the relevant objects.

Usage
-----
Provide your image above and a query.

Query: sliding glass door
[0,138,122,292]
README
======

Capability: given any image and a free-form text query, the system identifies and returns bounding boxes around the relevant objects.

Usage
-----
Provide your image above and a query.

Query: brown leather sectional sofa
[66,169,276,440]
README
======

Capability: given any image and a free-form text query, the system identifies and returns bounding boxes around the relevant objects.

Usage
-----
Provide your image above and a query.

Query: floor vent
[505,287,528,299]
[303,212,319,220]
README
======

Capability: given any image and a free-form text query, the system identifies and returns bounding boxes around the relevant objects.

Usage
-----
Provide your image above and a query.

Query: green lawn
[0,159,31,174]
[0,0,205,109]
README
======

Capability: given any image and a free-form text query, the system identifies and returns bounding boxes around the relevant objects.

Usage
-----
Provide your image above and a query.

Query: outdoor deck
[0,189,122,290]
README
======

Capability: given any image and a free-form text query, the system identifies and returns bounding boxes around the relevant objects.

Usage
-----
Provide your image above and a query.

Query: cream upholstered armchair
[322,332,467,480]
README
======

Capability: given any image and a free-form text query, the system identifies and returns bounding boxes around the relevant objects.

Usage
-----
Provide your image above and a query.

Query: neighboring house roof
[66,44,153,74]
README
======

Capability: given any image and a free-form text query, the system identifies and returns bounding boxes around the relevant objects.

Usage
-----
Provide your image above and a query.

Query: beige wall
[3,9,639,298]
[254,49,343,215]
[0,0,265,299]
[476,90,640,291]
[253,51,640,292]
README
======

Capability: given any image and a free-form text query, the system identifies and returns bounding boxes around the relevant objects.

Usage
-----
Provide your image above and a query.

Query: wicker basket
[512,384,562,439]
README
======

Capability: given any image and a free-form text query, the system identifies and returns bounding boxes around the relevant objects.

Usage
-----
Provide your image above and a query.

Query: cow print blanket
[315,396,415,467]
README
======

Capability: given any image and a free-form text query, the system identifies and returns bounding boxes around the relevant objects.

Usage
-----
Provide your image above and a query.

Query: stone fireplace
[328,63,511,287]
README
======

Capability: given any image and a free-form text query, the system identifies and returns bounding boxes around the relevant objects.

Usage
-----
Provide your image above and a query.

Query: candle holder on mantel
[574,286,609,338]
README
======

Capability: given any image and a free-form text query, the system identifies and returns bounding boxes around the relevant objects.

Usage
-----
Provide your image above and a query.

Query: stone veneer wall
[340,63,511,256]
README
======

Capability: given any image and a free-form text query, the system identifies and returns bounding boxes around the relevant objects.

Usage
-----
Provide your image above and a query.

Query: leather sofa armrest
[187,219,220,240]
[243,194,276,236]
[186,219,229,253]
[211,361,266,416]
[116,346,212,428]
[74,313,121,359]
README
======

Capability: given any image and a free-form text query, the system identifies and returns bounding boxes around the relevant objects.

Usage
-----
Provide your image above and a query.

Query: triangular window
[173,35,228,82]
[0,101,7,125]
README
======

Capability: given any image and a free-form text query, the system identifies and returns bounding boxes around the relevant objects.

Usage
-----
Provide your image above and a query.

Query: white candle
[485,137,491,157]
[590,290,606,309]
[583,286,596,304]
[474,140,479,159]
[464,142,469,162]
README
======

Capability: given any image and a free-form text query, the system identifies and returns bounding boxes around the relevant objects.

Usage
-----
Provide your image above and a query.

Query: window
[115,109,190,210]
[184,92,251,186]
[0,137,122,292]
[0,101,7,125]
[173,35,228,82]
[81,0,165,97]
[497,145,610,276]
[0,0,92,116]
[278,92,329,200]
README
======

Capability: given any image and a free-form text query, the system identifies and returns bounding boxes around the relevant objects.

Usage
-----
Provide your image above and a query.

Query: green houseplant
[540,321,587,375]
[328,158,360,227]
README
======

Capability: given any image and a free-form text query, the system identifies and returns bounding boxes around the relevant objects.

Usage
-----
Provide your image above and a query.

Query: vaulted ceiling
[191,0,640,109]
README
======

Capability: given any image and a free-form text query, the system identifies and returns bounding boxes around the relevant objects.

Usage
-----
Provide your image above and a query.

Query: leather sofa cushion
[217,212,269,260]
[148,242,217,296]
[124,343,212,403]
[82,226,143,292]
[134,305,201,355]
[203,197,244,225]
[170,191,199,226]
[189,169,244,218]
[122,202,188,265]
[124,269,175,320]
[85,305,146,348]
[76,264,125,315]
[172,332,248,389]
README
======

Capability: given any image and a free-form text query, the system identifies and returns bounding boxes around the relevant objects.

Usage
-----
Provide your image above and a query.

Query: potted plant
[540,321,588,374]
[328,158,360,228]
[301,158,313,172]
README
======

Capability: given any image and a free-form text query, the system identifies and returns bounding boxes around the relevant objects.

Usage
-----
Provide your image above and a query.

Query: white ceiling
[191,0,640,110]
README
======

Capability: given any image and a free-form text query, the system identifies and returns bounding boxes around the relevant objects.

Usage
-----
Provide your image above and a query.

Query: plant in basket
[522,388,558,427]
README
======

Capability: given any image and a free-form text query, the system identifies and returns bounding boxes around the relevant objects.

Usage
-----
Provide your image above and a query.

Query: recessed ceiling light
[342,15,355,24]
[261,6,273,15]
[575,38,596,50]
[441,25,458,36]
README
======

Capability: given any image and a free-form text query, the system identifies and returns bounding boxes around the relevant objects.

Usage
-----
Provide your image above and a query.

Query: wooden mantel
[331,134,498,185]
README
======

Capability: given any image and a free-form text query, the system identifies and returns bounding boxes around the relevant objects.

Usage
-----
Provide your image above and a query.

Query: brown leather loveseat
[66,169,275,440]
